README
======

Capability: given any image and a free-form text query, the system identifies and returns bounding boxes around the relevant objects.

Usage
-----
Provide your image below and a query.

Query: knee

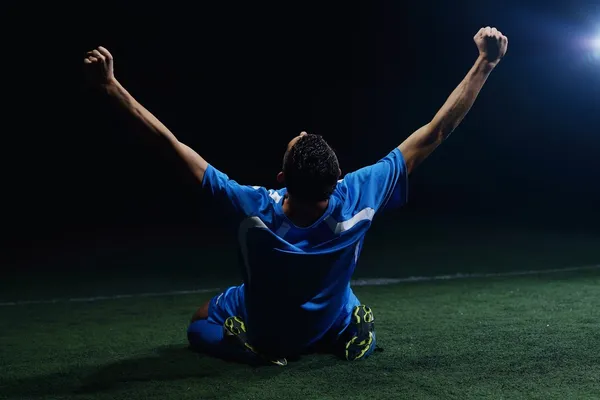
[187,319,224,352]
[190,301,211,323]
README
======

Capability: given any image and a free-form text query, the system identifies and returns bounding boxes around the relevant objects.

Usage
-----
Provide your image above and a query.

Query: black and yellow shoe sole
[345,305,375,361]
[224,316,288,366]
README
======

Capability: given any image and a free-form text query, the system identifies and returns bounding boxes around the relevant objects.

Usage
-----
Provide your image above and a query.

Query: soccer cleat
[345,305,375,361]
[224,316,288,366]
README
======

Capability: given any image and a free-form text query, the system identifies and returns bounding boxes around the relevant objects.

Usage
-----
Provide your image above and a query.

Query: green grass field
[3,267,600,400]
[3,216,600,399]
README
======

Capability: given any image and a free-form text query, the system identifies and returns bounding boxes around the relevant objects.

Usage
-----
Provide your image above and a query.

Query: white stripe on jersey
[326,207,375,234]
[268,190,283,203]
[238,216,269,284]
[275,222,292,238]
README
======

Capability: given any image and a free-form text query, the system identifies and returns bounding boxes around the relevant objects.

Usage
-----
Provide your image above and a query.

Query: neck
[282,194,329,228]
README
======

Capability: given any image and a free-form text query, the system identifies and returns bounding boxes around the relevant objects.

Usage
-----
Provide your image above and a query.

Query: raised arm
[83,46,208,183]
[399,27,508,174]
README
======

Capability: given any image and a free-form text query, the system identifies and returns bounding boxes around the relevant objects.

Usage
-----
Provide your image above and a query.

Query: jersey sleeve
[336,147,408,215]
[202,164,273,221]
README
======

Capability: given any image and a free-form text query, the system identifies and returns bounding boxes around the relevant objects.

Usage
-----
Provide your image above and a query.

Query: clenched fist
[83,46,115,86]
[474,27,508,66]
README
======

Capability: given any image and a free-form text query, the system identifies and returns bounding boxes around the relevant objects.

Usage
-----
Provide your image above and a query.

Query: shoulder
[330,148,408,216]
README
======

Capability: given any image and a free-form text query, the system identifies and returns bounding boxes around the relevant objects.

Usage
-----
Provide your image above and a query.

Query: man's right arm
[399,27,508,175]
[339,27,508,214]
[84,47,208,184]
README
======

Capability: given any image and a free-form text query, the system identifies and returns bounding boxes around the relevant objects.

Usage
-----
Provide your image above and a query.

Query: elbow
[422,122,450,146]
[430,117,458,142]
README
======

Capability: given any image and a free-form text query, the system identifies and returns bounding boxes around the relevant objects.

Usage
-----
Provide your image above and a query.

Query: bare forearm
[84,47,208,183]
[101,78,208,183]
[430,55,495,139]
[399,56,496,173]
[102,79,180,146]
[397,27,507,174]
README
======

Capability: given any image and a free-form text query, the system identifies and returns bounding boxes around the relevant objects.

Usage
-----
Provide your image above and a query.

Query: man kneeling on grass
[83,27,508,366]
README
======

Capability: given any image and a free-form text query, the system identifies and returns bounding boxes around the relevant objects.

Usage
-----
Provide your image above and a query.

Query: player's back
[239,192,370,356]
[202,148,408,357]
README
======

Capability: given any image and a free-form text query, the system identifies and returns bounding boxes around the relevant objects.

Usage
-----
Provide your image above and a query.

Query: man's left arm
[84,47,209,185]
[399,26,509,174]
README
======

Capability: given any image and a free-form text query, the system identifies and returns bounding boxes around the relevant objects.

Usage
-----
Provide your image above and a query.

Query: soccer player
[84,27,508,366]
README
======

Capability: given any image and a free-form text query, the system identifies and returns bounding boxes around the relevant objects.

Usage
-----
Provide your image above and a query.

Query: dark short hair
[282,134,339,202]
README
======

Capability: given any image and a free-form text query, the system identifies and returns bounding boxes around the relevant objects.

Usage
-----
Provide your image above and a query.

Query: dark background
[2,0,600,297]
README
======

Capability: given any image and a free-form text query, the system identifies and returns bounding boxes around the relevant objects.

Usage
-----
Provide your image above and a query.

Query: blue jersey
[202,148,408,356]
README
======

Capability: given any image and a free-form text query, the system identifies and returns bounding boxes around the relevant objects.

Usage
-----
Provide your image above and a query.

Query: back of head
[282,134,340,202]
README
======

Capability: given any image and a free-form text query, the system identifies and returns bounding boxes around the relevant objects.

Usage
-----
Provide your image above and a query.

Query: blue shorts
[206,285,248,327]
[188,284,376,361]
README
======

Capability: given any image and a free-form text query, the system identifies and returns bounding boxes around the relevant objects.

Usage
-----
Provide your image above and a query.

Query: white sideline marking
[1,264,599,307]
[0,288,221,307]
[351,264,600,286]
